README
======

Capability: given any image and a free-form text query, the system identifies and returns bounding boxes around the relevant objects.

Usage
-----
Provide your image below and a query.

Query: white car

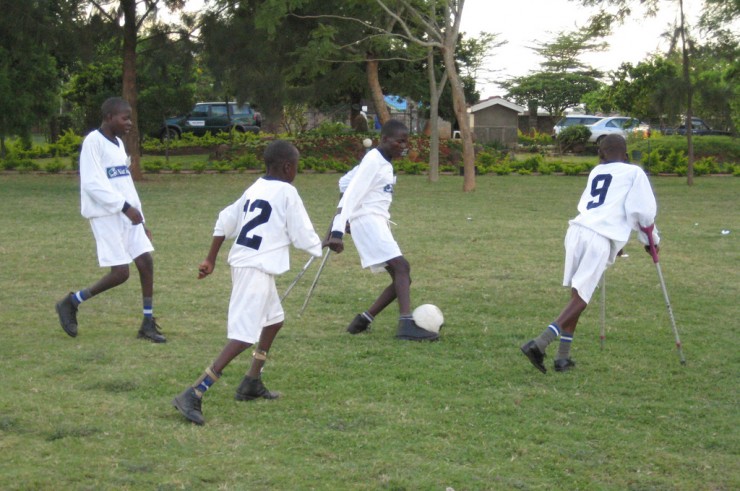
[552,115,603,136]
[586,117,650,144]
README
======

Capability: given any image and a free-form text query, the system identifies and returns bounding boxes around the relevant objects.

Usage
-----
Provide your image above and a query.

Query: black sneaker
[395,317,439,341]
[172,387,204,425]
[346,314,371,334]
[55,293,78,338]
[521,340,547,374]
[234,376,280,401]
[554,358,576,372]
[137,317,166,343]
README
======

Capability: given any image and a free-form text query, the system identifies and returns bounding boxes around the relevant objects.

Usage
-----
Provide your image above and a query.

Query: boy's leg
[133,252,165,342]
[172,339,251,425]
[56,265,130,337]
[387,256,438,341]
[347,278,395,334]
[522,289,588,374]
[235,322,283,401]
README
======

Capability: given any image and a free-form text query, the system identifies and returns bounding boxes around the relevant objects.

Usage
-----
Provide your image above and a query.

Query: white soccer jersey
[214,177,322,274]
[332,148,395,234]
[79,130,143,219]
[338,165,358,194]
[570,161,659,245]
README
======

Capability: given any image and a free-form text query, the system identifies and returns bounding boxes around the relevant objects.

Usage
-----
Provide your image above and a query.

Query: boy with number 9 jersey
[173,140,323,425]
[521,134,660,373]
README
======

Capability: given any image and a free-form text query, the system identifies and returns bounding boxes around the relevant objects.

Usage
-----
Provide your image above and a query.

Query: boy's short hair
[264,140,298,169]
[381,119,408,138]
[101,97,131,120]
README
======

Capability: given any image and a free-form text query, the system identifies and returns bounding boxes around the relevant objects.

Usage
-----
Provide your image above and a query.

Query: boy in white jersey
[327,120,437,341]
[173,140,323,425]
[521,134,660,373]
[55,97,165,342]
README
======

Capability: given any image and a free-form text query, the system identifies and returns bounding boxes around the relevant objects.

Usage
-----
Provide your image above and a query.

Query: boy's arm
[626,170,659,247]
[198,236,225,279]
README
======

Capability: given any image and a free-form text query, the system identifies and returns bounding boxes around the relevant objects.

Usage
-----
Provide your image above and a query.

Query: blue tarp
[384,95,407,111]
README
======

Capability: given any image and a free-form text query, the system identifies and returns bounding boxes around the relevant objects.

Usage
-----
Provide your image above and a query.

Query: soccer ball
[412,304,444,334]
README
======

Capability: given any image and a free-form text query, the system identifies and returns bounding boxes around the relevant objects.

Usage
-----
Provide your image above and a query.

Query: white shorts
[227,267,284,344]
[349,214,402,273]
[562,224,611,304]
[89,214,154,267]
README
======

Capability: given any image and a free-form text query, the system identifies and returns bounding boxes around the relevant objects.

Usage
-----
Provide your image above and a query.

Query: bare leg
[247,322,283,378]
[385,256,412,316]
[88,265,130,297]
[133,252,153,298]
[368,282,397,317]
[212,339,252,374]
[555,288,588,335]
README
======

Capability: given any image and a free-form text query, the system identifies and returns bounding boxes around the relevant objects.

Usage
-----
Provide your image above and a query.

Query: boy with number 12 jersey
[521,134,660,374]
[173,140,322,425]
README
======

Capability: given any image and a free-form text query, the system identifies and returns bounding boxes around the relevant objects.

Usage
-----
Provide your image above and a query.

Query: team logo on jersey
[384,184,394,193]
[107,166,130,179]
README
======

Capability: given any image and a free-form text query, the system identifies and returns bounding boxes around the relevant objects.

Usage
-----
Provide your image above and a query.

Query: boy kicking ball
[326,120,437,341]
[173,140,323,425]
[521,134,660,373]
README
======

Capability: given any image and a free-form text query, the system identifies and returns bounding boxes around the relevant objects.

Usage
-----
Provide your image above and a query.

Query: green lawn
[0,173,738,490]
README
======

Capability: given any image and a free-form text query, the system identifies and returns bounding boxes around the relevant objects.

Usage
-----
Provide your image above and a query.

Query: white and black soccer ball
[412,304,444,334]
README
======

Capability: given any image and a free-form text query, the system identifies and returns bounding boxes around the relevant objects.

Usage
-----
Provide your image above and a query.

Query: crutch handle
[640,224,660,264]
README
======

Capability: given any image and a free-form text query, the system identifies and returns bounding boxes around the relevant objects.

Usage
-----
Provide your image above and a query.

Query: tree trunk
[121,0,142,181]
[426,47,447,183]
[679,0,694,185]
[367,58,391,126]
[442,46,475,192]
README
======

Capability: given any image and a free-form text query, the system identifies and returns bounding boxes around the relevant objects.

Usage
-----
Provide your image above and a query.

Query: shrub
[50,130,83,157]
[563,164,583,176]
[396,159,425,175]
[45,159,66,174]
[493,164,512,175]
[142,159,164,174]
[192,162,207,174]
[69,152,80,171]
[232,153,261,170]
[16,159,40,173]
[538,163,553,175]
[213,161,232,174]
[557,125,591,152]
[308,121,350,137]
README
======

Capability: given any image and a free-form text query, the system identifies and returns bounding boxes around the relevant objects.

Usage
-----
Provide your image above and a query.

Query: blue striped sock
[143,297,153,319]
[557,333,574,360]
[72,289,91,305]
[534,323,561,352]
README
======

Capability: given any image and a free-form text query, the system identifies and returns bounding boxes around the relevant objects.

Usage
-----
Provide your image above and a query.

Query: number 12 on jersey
[236,199,272,249]
[587,174,613,209]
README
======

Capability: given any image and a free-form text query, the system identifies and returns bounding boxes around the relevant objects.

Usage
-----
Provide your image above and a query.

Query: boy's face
[284,158,298,183]
[106,107,133,138]
[381,130,409,159]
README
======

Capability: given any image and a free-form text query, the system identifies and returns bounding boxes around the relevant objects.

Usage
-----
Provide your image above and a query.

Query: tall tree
[576,0,739,184]
[502,30,604,121]
[88,0,184,180]
[376,0,477,191]
[0,0,86,156]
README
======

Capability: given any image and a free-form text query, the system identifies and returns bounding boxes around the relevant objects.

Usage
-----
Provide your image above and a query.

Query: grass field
[0,172,738,490]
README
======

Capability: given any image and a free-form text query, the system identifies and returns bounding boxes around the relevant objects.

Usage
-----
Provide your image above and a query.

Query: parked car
[662,117,731,136]
[156,102,261,141]
[586,116,650,144]
[552,115,603,136]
